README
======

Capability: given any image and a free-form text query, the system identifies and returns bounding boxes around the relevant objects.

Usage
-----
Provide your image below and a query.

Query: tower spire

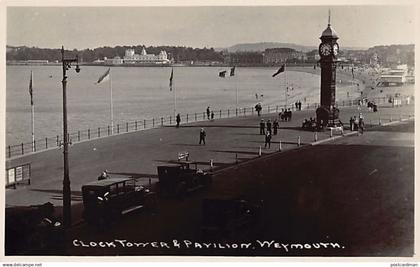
[328,9,331,26]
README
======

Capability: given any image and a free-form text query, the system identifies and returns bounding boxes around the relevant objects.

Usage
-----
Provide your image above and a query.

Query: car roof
[82,178,133,188]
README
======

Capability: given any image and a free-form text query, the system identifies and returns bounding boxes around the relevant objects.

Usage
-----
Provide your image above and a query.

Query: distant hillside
[216,42,368,52]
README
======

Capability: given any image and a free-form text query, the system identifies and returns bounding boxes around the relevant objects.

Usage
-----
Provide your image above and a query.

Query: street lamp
[61,46,80,227]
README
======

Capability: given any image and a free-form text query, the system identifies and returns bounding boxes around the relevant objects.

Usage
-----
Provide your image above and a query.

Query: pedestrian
[259,119,265,135]
[273,119,279,135]
[266,119,272,134]
[211,111,214,121]
[298,101,302,111]
[264,131,271,149]
[358,113,364,134]
[206,106,211,120]
[176,113,181,128]
[349,116,354,131]
[199,128,206,145]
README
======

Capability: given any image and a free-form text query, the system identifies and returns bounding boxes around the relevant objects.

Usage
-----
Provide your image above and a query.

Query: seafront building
[103,47,170,65]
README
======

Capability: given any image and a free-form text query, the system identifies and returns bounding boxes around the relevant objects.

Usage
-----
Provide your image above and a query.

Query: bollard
[314,132,318,142]
[330,128,333,138]
[259,146,262,156]
[279,140,282,151]
[297,136,301,146]
[210,159,214,170]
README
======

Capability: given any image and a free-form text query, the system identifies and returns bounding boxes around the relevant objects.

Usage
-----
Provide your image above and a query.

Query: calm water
[6,65,357,146]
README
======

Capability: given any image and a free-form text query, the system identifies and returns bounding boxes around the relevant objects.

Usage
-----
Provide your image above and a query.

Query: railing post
[78,131,81,141]
[135,121,138,131]
[220,110,222,118]
[45,138,48,149]
[236,108,238,117]
[126,122,129,132]
[57,135,59,146]
[161,117,163,126]
[153,118,155,127]
[98,127,101,137]
[169,116,172,125]
[21,143,24,155]
[88,129,90,139]
[107,126,110,136]
[117,124,120,133]
[33,140,36,152]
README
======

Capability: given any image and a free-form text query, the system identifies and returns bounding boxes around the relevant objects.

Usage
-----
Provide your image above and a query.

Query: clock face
[319,43,332,56]
[333,43,339,56]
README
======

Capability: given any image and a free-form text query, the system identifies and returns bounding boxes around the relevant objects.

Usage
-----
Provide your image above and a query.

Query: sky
[6,5,416,50]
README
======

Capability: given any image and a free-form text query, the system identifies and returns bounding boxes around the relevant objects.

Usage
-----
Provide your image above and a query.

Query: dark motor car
[157,161,212,197]
[81,177,157,226]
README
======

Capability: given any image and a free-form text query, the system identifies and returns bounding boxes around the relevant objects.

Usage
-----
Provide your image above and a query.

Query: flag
[169,68,174,91]
[97,68,110,84]
[29,71,33,105]
[230,66,236,77]
[219,70,226,78]
[272,64,285,77]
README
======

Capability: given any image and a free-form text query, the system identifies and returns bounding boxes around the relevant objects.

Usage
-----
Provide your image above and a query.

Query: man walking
[266,119,272,134]
[176,113,181,128]
[199,128,206,145]
[273,119,279,135]
[264,131,271,149]
[206,106,211,120]
[259,119,265,135]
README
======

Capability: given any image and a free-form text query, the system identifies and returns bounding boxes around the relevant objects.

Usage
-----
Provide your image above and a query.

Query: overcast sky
[6,5,416,50]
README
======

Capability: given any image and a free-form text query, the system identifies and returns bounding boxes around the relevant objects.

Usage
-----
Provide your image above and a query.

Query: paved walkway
[6,104,414,207]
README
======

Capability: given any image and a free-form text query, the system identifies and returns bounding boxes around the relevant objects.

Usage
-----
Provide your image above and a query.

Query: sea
[6,65,359,146]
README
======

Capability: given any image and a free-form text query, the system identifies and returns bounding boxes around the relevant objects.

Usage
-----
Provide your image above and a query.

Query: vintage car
[81,177,157,226]
[157,161,212,197]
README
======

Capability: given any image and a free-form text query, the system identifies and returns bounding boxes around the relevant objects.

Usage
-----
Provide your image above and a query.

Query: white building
[123,48,170,64]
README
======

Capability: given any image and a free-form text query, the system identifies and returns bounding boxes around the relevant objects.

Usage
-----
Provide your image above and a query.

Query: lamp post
[61,46,80,228]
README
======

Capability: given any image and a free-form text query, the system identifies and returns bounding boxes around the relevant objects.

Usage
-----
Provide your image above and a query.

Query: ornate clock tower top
[320,10,339,40]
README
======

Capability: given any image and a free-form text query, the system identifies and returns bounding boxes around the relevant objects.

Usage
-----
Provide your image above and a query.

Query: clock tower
[317,11,340,126]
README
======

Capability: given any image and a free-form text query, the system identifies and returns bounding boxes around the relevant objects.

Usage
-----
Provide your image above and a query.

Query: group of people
[259,119,280,149]
[294,101,302,111]
[279,109,292,121]
[349,113,365,134]
[206,106,215,121]
[367,101,378,112]
[255,103,263,116]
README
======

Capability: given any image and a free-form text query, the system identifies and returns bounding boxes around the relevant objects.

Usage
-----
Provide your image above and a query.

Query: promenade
[6,103,414,207]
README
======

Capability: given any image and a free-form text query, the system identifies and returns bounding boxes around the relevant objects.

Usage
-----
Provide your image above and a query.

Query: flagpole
[110,71,114,135]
